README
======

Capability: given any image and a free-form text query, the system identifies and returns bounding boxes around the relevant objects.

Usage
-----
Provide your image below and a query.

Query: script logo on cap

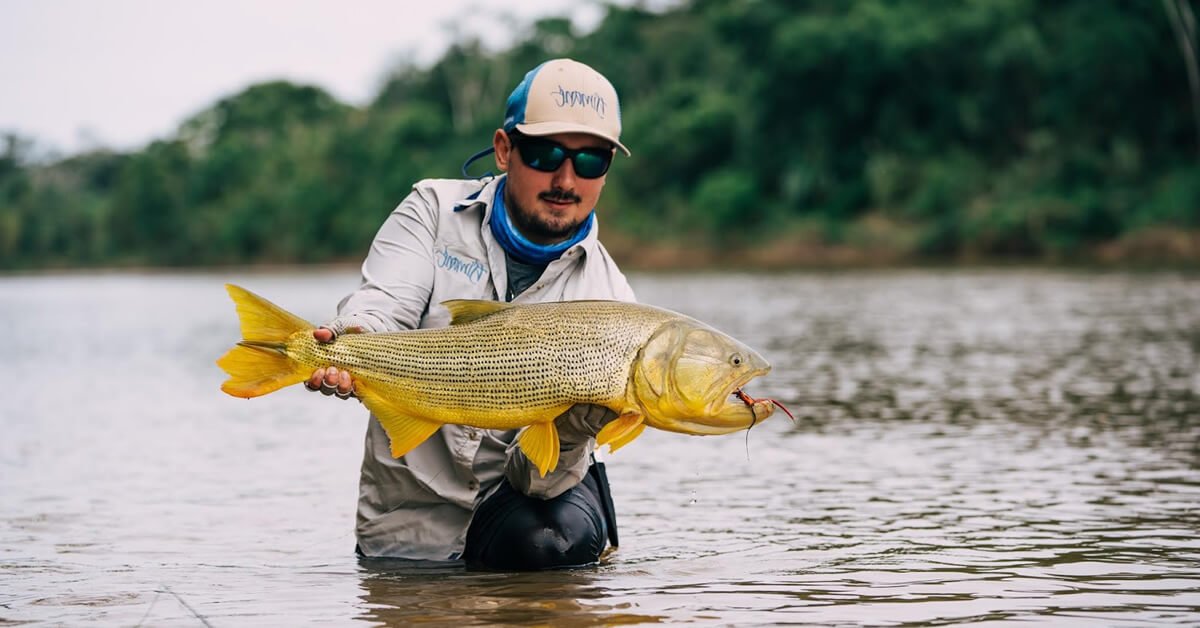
[551,85,609,119]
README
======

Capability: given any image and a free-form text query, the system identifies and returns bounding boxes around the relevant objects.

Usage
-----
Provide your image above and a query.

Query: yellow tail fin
[217,284,314,398]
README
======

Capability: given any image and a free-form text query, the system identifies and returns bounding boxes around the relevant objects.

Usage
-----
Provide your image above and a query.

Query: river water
[2,268,1198,625]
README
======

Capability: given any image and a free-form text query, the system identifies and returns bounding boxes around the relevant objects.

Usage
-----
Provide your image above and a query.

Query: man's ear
[493,130,510,172]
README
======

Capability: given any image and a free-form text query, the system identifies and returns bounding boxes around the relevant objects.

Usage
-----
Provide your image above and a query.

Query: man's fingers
[307,366,355,399]
[313,327,336,343]
[306,368,326,392]
[323,366,339,386]
[317,367,340,395]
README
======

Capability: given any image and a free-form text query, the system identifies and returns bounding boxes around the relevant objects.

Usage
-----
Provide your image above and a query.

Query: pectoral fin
[596,412,645,452]
[355,381,442,458]
[606,422,646,453]
[518,421,561,478]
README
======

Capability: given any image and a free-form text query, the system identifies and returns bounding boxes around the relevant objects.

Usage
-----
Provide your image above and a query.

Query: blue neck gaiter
[489,177,594,265]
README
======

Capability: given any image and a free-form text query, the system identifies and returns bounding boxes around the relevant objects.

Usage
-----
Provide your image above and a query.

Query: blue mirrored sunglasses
[511,135,614,179]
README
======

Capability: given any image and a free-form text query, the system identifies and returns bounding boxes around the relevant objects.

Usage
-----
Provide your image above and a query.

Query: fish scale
[288,301,676,429]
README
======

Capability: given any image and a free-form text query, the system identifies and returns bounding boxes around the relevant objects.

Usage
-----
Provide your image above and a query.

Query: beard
[506,186,584,243]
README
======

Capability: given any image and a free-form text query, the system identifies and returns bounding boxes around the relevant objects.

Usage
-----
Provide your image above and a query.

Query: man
[305,59,636,570]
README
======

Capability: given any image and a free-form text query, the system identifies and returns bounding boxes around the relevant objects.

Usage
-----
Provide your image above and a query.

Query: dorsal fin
[442,299,514,325]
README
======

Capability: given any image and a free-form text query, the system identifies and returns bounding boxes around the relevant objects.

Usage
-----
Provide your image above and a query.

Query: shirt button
[469,430,480,441]
[468,480,479,490]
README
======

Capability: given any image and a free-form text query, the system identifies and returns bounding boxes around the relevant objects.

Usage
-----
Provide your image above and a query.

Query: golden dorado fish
[217,284,782,477]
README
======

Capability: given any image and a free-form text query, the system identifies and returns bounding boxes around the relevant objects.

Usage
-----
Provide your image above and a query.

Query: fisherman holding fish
[307,59,638,570]
[218,58,786,569]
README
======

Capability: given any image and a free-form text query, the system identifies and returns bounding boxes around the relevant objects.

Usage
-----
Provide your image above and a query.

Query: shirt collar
[452,175,499,213]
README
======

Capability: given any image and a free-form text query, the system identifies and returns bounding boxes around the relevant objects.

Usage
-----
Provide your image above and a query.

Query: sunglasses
[511,135,614,179]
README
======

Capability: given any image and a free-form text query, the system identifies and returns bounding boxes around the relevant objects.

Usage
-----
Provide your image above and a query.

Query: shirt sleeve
[502,432,594,500]
[502,403,616,498]
[324,184,439,333]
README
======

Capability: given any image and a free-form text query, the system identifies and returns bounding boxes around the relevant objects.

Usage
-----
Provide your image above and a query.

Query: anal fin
[355,381,443,458]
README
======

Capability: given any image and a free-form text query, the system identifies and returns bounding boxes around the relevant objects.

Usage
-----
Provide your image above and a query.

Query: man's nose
[550,158,577,189]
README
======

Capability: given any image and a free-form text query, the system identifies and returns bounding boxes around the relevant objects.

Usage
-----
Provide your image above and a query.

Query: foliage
[2,0,1199,269]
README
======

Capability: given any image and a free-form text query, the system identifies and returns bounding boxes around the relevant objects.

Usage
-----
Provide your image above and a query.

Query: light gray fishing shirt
[323,175,636,559]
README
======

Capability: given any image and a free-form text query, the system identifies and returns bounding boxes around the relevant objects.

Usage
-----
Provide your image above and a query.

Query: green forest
[3,0,1199,270]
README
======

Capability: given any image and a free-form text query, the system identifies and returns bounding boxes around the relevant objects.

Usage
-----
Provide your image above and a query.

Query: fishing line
[161,584,214,628]
[133,589,161,627]
[744,404,758,462]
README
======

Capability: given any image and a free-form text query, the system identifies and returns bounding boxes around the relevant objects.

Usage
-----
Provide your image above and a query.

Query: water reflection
[356,559,666,626]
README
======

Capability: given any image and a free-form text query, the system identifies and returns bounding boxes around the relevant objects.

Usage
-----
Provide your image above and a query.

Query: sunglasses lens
[518,139,566,173]
[572,150,611,178]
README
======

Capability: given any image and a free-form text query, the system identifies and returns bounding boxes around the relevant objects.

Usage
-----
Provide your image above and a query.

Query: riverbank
[604,227,1200,271]
[4,228,1199,275]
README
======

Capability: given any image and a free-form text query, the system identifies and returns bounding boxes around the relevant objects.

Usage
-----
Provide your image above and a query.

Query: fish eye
[730,353,743,366]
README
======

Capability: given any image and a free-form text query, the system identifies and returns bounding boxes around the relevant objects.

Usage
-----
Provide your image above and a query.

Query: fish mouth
[711,367,774,424]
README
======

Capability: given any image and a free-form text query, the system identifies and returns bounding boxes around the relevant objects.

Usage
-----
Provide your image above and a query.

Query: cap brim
[514,121,631,156]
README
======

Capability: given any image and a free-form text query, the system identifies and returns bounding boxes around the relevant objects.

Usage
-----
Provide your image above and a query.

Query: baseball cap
[462,58,629,177]
[503,58,630,156]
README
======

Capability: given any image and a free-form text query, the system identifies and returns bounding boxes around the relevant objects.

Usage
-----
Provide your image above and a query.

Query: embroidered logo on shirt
[436,246,486,283]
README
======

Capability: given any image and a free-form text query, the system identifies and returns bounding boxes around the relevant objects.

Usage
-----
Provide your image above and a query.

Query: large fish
[218,284,783,477]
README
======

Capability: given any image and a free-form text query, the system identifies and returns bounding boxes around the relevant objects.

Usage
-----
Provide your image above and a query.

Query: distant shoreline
[5,234,1199,278]
[599,228,1200,271]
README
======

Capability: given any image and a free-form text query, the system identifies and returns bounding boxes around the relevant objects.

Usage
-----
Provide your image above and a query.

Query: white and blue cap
[503,58,630,156]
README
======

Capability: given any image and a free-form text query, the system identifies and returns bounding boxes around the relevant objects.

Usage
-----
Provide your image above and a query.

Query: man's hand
[305,326,357,400]
[555,404,619,448]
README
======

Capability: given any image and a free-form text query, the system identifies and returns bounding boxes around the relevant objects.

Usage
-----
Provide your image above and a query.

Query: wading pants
[463,460,619,570]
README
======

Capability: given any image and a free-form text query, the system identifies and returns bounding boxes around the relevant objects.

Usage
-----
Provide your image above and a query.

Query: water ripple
[1,269,1198,625]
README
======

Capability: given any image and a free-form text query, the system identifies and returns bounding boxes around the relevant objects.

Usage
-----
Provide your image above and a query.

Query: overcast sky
[1,0,622,155]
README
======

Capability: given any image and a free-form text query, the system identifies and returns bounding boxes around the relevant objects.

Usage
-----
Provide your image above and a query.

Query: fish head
[632,318,775,435]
